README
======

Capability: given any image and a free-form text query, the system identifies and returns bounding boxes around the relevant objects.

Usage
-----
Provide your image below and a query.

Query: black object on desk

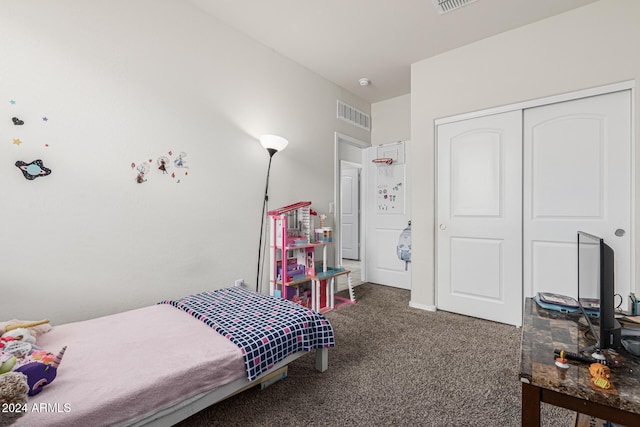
[553,349,619,367]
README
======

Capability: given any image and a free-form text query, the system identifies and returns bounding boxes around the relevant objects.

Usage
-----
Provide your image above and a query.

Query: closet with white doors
[436,89,632,326]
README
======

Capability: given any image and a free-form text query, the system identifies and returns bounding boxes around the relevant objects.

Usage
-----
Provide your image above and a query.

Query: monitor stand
[578,343,607,360]
[579,342,596,353]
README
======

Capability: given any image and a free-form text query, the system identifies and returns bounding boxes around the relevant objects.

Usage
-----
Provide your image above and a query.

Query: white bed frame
[130,348,328,426]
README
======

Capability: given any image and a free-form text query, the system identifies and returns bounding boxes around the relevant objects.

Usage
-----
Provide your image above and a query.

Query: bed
[10,287,334,427]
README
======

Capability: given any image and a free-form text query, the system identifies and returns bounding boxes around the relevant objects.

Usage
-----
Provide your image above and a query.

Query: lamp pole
[256,148,276,292]
[256,135,288,293]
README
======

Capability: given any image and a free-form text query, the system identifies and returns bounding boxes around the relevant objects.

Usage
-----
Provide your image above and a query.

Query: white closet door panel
[530,241,577,298]
[450,237,502,299]
[452,134,502,216]
[530,117,602,218]
[437,110,523,326]
[523,90,632,308]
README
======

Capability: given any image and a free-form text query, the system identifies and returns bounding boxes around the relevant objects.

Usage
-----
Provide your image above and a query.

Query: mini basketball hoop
[372,157,393,176]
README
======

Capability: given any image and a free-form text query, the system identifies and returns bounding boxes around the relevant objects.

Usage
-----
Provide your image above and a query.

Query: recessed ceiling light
[359,78,371,87]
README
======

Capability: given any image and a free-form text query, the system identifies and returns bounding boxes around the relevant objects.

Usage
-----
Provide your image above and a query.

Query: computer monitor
[577,231,621,351]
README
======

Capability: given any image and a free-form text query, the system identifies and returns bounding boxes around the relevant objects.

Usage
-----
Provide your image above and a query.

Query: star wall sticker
[9,99,16,105]
[42,117,48,122]
[12,138,22,146]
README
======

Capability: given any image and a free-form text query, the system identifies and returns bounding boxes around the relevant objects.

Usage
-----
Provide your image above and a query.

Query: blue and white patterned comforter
[159,287,335,381]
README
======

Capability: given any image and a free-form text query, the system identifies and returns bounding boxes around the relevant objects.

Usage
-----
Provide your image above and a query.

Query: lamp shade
[259,134,289,153]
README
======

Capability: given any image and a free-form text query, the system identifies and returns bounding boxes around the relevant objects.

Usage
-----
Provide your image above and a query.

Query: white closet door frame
[435,81,634,126]
[435,80,635,313]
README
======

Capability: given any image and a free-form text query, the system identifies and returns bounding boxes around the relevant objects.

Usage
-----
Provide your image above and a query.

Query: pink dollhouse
[267,201,355,313]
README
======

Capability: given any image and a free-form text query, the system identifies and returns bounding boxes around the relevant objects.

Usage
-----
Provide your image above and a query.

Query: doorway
[364,141,412,290]
[340,161,363,290]
[334,133,367,291]
[334,135,413,291]
[341,162,361,261]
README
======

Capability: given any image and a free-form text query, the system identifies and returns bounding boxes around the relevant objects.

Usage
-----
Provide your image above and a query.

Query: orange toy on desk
[589,363,611,389]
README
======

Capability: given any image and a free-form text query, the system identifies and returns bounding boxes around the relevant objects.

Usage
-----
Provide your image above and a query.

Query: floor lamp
[256,134,289,293]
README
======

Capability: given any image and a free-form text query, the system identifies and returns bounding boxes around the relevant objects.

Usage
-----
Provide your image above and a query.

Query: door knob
[615,228,625,237]
[439,224,446,230]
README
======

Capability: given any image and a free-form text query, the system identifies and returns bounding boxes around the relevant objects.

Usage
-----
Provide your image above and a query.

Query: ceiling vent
[432,0,478,15]
[337,100,371,131]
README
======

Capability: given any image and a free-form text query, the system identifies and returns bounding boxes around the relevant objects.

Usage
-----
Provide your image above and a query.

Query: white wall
[411,0,640,308]
[0,0,370,324]
[339,142,363,165]
[372,94,411,146]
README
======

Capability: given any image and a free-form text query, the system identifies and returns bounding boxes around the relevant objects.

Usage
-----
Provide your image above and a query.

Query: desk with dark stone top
[519,297,640,426]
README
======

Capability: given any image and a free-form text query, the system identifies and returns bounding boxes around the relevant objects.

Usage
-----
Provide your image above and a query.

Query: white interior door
[341,166,360,260]
[365,141,412,289]
[436,111,523,325]
[523,90,632,309]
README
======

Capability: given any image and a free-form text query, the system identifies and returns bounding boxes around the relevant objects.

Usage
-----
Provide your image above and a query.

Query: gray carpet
[176,283,574,426]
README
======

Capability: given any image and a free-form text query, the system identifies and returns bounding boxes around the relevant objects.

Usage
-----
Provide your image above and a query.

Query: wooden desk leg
[521,381,541,427]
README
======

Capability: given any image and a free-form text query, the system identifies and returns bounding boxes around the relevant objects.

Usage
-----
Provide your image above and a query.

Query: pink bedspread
[14,304,246,427]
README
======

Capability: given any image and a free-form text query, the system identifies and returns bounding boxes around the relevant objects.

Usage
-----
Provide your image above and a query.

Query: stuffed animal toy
[0,320,66,400]
[0,337,12,351]
[15,346,66,396]
[0,319,51,338]
[0,354,17,375]
[1,329,36,345]
[1,329,37,359]
[0,372,29,427]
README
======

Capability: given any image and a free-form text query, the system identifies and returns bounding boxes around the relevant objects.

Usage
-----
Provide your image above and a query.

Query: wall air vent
[432,0,478,15]
[337,100,371,131]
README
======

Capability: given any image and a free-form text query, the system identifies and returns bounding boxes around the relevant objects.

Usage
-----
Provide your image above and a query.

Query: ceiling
[189,0,599,104]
